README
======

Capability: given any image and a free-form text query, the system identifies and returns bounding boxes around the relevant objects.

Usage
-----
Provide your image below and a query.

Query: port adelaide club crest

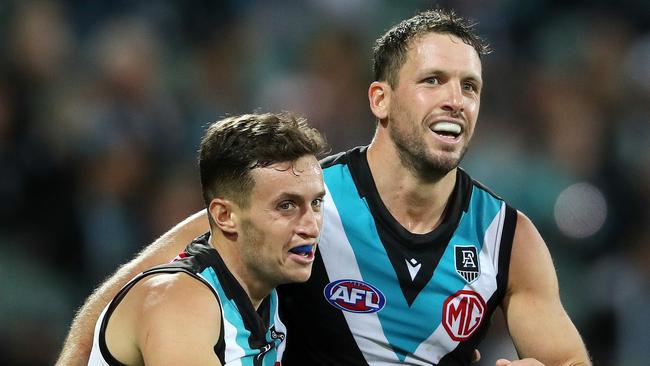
[454,245,479,283]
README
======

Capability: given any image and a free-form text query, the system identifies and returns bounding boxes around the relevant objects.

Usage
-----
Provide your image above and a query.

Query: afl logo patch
[442,290,486,341]
[324,279,386,313]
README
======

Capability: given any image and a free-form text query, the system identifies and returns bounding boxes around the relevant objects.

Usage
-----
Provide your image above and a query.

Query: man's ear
[209,198,238,235]
[368,81,390,120]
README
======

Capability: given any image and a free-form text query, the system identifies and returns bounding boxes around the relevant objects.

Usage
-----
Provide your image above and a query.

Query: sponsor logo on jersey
[255,343,273,359]
[454,245,480,283]
[269,325,285,342]
[323,279,386,313]
[442,290,486,341]
[255,326,285,361]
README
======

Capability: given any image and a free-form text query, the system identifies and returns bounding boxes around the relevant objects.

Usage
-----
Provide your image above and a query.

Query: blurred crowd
[0,0,648,365]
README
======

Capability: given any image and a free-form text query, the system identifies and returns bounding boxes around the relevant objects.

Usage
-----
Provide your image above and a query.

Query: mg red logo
[442,290,486,341]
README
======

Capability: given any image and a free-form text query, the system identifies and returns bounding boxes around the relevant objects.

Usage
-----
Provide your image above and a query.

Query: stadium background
[0,0,648,365]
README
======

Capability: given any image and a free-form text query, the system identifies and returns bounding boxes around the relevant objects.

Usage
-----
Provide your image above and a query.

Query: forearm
[56,211,210,365]
[496,358,591,366]
[56,260,145,365]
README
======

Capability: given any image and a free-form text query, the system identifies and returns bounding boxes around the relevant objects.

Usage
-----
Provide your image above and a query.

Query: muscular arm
[501,212,591,366]
[56,211,210,365]
[105,273,222,365]
[140,274,222,365]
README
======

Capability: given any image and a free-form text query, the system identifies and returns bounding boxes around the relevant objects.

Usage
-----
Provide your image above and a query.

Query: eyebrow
[420,69,483,87]
[274,191,326,203]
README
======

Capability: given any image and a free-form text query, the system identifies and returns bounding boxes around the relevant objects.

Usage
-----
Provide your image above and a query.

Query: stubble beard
[239,218,280,287]
[388,109,469,183]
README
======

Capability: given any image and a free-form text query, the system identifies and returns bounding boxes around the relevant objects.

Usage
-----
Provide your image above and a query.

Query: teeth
[431,122,461,135]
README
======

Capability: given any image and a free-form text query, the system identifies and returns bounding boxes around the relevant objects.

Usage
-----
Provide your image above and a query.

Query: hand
[472,349,481,363]
[496,358,545,366]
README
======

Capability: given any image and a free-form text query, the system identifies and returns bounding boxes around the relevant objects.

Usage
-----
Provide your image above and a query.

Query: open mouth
[430,121,462,139]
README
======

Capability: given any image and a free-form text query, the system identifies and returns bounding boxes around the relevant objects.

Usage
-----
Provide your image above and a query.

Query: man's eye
[463,82,477,92]
[424,76,440,84]
[312,198,323,210]
[278,202,296,210]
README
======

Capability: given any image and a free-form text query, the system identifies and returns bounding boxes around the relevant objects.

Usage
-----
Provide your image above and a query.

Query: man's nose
[298,208,320,238]
[441,82,464,114]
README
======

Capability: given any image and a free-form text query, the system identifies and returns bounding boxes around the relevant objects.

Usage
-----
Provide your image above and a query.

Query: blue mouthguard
[289,244,313,254]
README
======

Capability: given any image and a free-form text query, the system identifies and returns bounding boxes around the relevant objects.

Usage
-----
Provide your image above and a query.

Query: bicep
[138,273,222,365]
[502,212,590,365]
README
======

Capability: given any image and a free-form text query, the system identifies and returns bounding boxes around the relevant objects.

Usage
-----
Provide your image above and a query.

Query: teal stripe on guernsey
[324,165,503,361]
[199,267,252,366]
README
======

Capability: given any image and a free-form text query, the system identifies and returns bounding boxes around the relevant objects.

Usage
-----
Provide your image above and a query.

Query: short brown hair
[199,112,327,209]
[373,8,491,86]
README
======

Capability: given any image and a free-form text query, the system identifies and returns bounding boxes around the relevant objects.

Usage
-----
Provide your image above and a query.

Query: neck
[367,137,457,234]
[209,233,270,309]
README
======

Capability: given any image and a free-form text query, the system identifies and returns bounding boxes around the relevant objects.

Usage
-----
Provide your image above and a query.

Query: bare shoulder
[138,272,217,303]
[507,211,558,297]
[512,210,546,249]
[135,272,221,329]
[111,272,222,339]
[133,272,223,364]
[104,271,222,364]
